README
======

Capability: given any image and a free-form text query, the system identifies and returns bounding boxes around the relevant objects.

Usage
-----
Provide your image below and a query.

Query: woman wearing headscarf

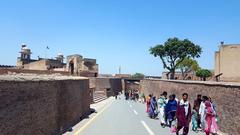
[149,96,158,119]
[204,101,218,135]
[165,94,177,127]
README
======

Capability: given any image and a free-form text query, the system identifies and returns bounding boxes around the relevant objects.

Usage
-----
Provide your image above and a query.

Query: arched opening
[69,61,74,75]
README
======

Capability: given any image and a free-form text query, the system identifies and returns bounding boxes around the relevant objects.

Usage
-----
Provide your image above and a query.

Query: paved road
[73,96,204,135]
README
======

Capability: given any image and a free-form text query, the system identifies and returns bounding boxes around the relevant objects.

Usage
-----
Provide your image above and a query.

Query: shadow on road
[60,108,97,135]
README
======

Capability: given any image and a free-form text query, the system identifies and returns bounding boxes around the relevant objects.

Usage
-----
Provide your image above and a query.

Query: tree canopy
[176,57,200,80]
[196,69,212,81]
[132,73,145,79]
[150,37,202,79]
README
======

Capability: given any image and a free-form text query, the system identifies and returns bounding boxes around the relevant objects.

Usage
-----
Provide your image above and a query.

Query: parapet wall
[140,79,240,135]
[0,68,97,78]
[0,68,69,76]
[0,75,91,135]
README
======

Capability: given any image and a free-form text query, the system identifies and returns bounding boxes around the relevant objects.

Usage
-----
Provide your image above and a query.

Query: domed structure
[20,44,32,60]
[16,44,32,67]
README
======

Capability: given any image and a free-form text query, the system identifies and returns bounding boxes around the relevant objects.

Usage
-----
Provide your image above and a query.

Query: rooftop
[0,74,87,82]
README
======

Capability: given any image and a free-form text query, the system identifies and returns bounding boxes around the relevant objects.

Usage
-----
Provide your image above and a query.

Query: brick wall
[125,83,140,91]
[95,78,123,96]
[140,79,240,135]
[123,79,141,93]
[0,78,91,135]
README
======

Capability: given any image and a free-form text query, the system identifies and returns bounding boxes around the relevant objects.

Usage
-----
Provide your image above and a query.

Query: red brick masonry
[0,78,91,135]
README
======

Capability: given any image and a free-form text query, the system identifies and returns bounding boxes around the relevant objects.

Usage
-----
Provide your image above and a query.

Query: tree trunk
[170,70,175,80]
[166,72,170,79]
[181,69,184,80]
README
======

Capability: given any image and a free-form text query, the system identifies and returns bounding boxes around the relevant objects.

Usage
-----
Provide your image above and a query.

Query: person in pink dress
[204,101,218,135]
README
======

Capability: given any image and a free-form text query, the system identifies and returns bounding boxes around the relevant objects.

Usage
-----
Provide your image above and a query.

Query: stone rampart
[0,75,91,135]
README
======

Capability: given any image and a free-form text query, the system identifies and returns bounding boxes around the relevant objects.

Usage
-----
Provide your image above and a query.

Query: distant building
[67,55,98,77]
[16,44,98,77]
[215,43,240,82]
[17,44,65,70]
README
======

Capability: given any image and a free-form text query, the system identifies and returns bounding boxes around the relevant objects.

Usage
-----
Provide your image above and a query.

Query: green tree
[196,69,212,81]
[132,73,145,79]
[176,57,200,80]
[149,37,202,79]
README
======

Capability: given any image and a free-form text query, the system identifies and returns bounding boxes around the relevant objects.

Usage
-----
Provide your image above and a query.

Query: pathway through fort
[65,96,204,135]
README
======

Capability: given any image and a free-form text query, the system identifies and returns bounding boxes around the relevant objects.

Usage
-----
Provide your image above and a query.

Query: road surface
[68,96,204,135]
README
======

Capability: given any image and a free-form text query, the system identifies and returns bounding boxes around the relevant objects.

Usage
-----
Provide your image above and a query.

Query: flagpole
[45,46,49,60]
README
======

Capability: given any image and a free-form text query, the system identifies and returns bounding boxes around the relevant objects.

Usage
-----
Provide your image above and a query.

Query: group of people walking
[146,92,219,135]
[124,89,140,101]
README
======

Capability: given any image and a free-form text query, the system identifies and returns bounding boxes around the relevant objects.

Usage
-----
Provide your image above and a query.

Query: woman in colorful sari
[146,94,152,113]
[204,101,218,135]
[165,95,177,127]
[149,96,158,118]
[157,91,168,127]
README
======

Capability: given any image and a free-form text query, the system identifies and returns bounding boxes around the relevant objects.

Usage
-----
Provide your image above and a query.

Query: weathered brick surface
[0,79,91,135]
[95,78,122,96]
[125,83,140,91]
[140,79,240,135]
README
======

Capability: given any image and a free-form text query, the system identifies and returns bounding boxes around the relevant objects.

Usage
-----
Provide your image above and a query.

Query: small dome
[22,47,29,50]
[57,53,63,56]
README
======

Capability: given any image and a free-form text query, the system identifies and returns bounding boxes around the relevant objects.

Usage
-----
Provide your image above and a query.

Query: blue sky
[0,0,240,76]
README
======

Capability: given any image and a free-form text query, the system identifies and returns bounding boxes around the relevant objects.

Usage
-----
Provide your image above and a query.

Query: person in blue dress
[149,96,158,119]
[165,94,177,127]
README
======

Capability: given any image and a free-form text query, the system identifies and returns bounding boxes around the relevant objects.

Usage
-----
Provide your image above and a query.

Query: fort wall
[0,76,91,135]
